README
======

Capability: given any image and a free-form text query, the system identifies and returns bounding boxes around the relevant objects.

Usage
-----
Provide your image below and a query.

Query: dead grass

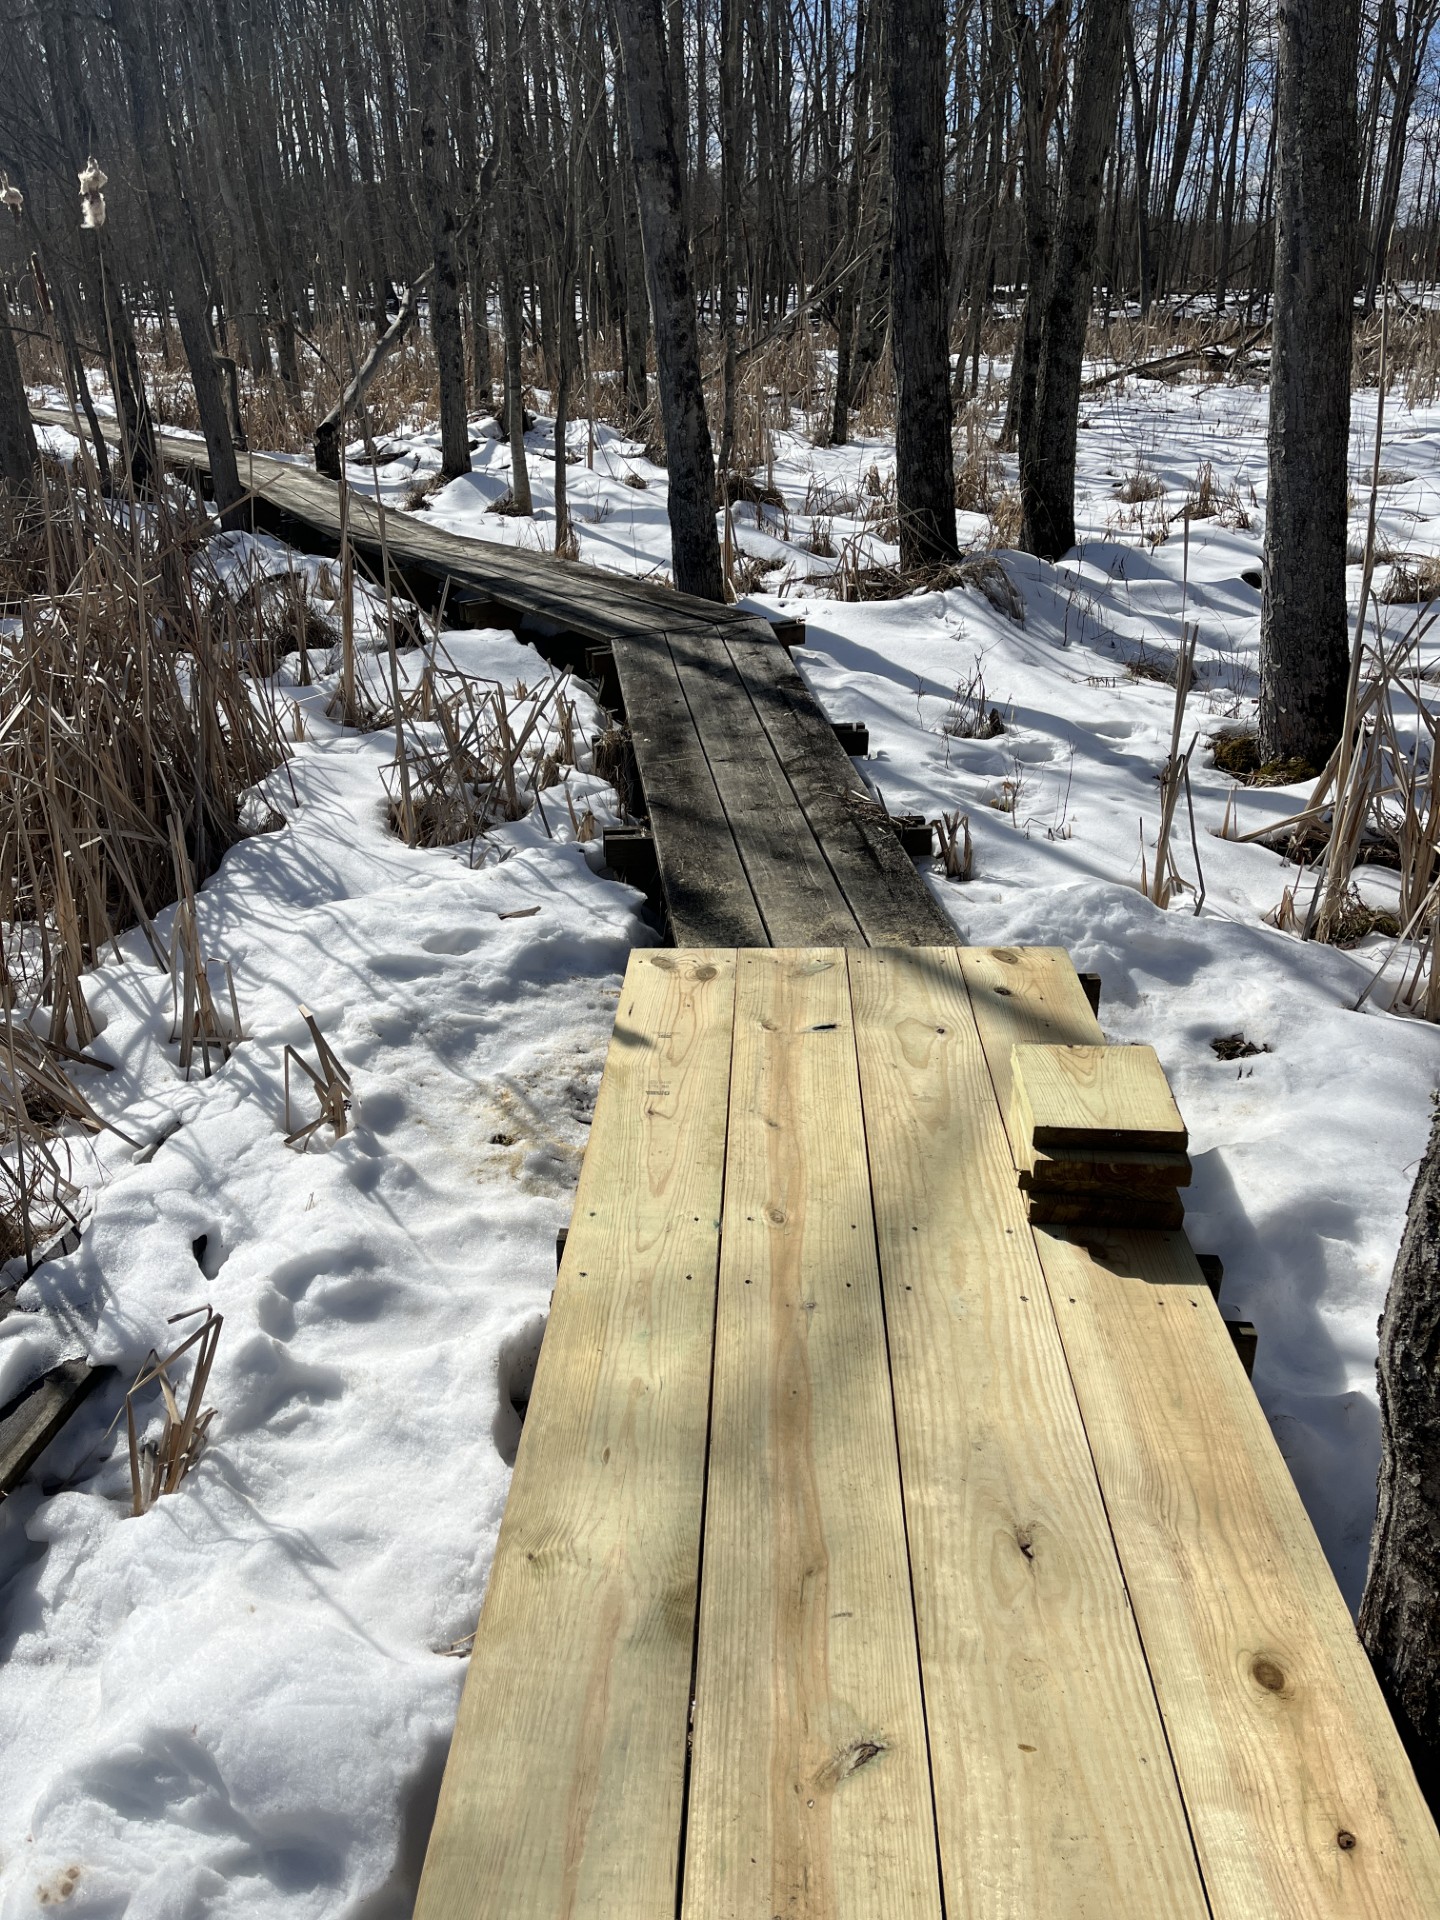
[1210,731,1317,786]
[1381,557,1440,604]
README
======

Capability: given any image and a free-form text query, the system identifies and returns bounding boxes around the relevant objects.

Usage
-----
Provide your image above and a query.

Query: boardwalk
[32,410,953,947]
[414,945,1440,1920]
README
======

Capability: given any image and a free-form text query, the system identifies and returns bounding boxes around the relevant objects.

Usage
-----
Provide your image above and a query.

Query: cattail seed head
[78,157,107,230]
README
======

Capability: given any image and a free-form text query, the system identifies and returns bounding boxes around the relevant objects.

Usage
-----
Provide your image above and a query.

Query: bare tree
[888,0,958,569]
[611,0,724,600]
[1259,0,1362,766]
[417,0,472,481]
[1360,1106,1440,1805]
[110,0,246,530]
[0,274,38,486]
[1020,0,1128,559]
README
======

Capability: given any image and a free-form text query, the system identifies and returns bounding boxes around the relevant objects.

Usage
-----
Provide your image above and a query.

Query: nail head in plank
[413,950,737,1920]
[847,947,1212,1920]
[681,949,941,1920]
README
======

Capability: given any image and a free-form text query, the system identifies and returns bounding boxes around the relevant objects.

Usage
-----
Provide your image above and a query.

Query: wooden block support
[601,826,661,909]
[1226,1319,1258,1377]
[832,721,870,757]
[1078,971,1102,1014]
[448,585,512,630]
[1196,1253,1224,1299]
[895,820,935,859]
[769,617,807,649]
[586,645,624,714]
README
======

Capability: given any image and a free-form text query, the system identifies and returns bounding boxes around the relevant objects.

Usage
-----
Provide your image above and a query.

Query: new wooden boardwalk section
[31,409,953,949]
[414,945,1440,1920]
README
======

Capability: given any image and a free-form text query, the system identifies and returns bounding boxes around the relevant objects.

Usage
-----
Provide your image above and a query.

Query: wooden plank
[0,1360,103,1499]
[680,949,941,1920]
[664,627,865,947]
[1037,1226,1440,1919]
[721,634,957,947]
[34,408,772,648]
[1011,1043,1188,1153]
[610,632,768,946]
[1023,1189,1186,1230]
[959,946,1440,1920]
[1020,1144,1191,1194]
[414,950,737,1920]
[847,947,1212,1920]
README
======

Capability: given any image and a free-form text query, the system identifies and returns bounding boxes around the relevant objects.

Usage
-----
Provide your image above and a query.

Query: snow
[7,364,1440,1909]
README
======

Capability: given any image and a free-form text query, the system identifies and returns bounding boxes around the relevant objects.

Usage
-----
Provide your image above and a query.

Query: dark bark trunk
[1259,0,1361,765]
[0,280,38,488]
[38,0,158,491]
[1001,1,1055,455]
[1360,1106,1440,1806]
[612,0,724,601]
[1021,0,1128,560]
[112,0,245,530]
[418,0,472,479]
[887,0,958,570]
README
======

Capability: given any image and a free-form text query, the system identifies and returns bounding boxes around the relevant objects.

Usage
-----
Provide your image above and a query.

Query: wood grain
[721,635,958,947]
[610,631,770,946]
[960,945,1440,1920]
[680,948,942,1920]
[413,950,736,1920]
[847,946,1210,1920]
[1011,1043,1188,1152]
[664,627,865,946]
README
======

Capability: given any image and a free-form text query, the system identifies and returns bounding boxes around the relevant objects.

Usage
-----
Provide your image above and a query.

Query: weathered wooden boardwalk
[415,945,1440,1920]
[33,410,952,948]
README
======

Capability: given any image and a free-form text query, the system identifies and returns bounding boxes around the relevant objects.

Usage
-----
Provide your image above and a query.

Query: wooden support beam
[0,1359,104,1499]
[831,720,870,757]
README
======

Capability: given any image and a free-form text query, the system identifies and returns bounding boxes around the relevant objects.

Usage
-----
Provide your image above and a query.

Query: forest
[4,0,1440,1912]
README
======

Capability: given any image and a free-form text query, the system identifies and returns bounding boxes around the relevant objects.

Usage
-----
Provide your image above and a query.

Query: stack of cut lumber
[1011,1042,1189,1227]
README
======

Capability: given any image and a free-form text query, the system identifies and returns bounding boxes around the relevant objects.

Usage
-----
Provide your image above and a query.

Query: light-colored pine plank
[414,949,737,1920]
[960,945,1440,1920]
[680,949,942,1920]
[1011,1043,1188,1152]
[847,947,1211,1920]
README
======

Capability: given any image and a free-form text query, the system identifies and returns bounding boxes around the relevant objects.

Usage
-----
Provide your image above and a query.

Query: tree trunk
[1360,1105,1440,1805]
[0,281,38,488]
[112,0,246,530]
[1259,0,1361,766]
[612,0,724,601]
[418,0,472,479]
[887,0,958,570]
[1020,0,1128,560]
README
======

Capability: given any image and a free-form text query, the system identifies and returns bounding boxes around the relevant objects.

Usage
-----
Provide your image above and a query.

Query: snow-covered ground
[6,365,1440,1911]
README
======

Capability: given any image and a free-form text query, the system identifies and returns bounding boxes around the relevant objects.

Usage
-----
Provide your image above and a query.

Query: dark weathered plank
[34,409,771,650]
[0,1359,103,1498]
[611,630,768,946]
[665,628,864,947]
[721,634,957,946]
